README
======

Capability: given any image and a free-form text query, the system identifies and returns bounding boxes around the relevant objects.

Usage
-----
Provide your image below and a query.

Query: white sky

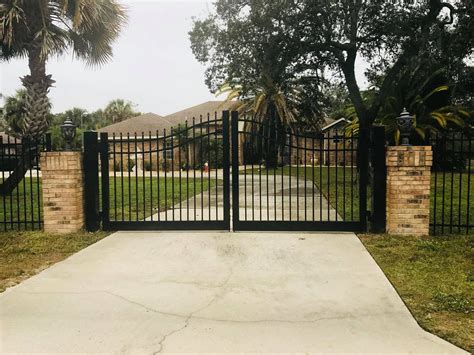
[0,0,367,116]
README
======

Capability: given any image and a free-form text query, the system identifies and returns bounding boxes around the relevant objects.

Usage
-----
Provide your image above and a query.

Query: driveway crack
[153,262,236,354]
[13,289,404,325]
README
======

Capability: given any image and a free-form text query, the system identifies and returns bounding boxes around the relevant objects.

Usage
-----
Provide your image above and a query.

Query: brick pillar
[386,146,432,236]
[41,152,84,234]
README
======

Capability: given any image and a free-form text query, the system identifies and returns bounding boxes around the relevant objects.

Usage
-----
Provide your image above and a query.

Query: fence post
[99,133,110,230]
[370,126,386,233]
[358,128,369,232]
[83,131,100,232]
[231,111,240,230]
[44,133,52,152]
[222,111,231,230]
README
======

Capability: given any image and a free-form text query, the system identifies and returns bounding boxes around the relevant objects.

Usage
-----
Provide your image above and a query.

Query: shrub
[113,161,121,172]
[201,139,224,168]
[144,160,152,171]
[127,159,135,172]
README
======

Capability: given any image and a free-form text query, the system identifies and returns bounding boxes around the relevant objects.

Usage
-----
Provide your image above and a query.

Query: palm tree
[0,1,126,140]
[104,99,137,124]
[343,63,470,144]
[217,83,293,131]
[0,0,126,193]
[173,123,191,169]
[1,89,31,136]
[217,79,321,167]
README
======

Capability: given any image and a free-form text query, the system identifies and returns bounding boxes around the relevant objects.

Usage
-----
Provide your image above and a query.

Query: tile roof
[98,113,171,136]
[98,101,239,136]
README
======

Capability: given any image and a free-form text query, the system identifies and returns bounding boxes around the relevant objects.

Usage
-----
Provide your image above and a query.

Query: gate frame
[84,114,232,232]
[231,111,369,232]
[85,111,372,233]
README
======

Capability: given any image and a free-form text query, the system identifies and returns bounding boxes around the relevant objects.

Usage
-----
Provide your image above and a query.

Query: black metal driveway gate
[84,112,231,231]
[230,112,369,232]
[84,111,371,232]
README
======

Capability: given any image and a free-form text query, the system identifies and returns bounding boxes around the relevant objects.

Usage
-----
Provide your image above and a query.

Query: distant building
[0,132,21,171]
[97,103,355,171]
[98,101,238,171]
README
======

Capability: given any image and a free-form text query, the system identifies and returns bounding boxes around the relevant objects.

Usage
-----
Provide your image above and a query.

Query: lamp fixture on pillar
[60,118,76,151]
[396,108,414,146]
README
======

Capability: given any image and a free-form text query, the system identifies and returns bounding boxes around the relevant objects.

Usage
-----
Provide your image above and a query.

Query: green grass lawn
[108,176,217,221]
[0,176,217,228]
[359,233,474,352]
[287,166,361,221]
[0,230,109,292]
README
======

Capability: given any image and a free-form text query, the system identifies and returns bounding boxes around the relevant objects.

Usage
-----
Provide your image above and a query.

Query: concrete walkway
[0,232,465,354]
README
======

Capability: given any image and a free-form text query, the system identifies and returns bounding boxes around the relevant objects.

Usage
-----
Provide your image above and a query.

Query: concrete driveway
[0,232,465,354]
[150,174,338,222]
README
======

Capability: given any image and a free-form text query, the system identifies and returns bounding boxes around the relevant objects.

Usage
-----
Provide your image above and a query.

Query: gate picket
[84,110,370,232]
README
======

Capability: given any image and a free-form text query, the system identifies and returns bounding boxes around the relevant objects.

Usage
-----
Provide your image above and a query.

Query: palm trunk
[21,45,54,141]
[0,46,54,195]
[265,104,279,168]
[0,141,36,196]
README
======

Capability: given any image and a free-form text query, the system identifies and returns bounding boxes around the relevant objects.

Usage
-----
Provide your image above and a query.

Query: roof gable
[98,113,172,135]
[97,100,240,136]
[164,101,238,125]
[321,118,348,132]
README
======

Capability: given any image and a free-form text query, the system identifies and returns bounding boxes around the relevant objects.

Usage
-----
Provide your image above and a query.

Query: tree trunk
[339,51,375,129]
[21,45,54,141]
[0,141,37,196]
[264,103,280,168]
[0,46,54,195]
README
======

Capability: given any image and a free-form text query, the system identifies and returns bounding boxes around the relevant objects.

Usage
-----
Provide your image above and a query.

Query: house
[0,132,21,171]
[98,101,238,172]
[321,117,348,133]
[243,117,356,167]
[98,103,355,171]
[0,132,19,144]
[320,117,355,166]
[271,117,356,167]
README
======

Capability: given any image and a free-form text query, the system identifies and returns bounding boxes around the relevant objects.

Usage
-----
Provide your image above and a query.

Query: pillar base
[386,146,432,236]
[41,152,84,234]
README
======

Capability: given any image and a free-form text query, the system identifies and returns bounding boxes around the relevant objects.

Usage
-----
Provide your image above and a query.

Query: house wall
[107,139,194,172]
[286,133,357,167]
[105,123,222,172]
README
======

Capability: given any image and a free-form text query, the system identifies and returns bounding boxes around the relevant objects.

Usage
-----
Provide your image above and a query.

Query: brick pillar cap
[387,146,432,151]
[42,151,83,156]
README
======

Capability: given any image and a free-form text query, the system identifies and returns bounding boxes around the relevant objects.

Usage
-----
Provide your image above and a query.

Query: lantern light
[396,108,414,146]
[60,118,76,151]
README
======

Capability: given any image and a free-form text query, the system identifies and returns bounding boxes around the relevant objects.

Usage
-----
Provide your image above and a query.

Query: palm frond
[422,85,449,102]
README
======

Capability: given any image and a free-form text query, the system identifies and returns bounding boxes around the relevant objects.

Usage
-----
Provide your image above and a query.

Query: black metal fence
[85,112,230,231]
[83,110,370,232]
[430,131,474,235]
[0,135,50,231]
[231,113,368,231]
